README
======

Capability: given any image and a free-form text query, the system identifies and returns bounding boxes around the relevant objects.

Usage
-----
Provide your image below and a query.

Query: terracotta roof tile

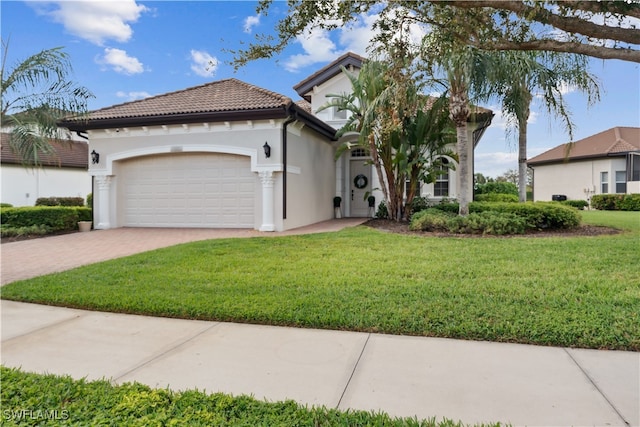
[1,132,88,168]
[528,127,640,165]
[63,78,293,123]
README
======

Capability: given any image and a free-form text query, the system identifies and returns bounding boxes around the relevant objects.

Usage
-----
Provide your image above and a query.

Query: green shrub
[375,201,389,219]
[447,211,527,235]
[35,197,85,207]
[475,193,519,203]
[475,182,518,196]
[428,201,581,231]
[408,196,430,215]
[1,224,53,238]
[0,203,13,208]
[591,194,640,211]
[560,200,589,210]
[409,208,454,231]
[1,206,92,231]
[86,193,93,208]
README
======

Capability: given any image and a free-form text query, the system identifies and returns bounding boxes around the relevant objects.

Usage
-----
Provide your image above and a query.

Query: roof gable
[60,78,294,131]
[528,127,640,165]
[293,52,365,98]
[1,133,88,168]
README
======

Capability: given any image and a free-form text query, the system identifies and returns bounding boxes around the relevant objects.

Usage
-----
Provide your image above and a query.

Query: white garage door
[120,153,255,228]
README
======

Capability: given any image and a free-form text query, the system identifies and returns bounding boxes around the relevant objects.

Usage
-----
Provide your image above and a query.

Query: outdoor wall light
[91,150,100,164]
[263,142,271,158]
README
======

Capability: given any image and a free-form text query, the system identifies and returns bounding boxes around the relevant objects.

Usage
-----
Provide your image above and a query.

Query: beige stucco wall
[283,123,336,229]
[1,164,91,207]
[85,118,335,231]
[531,157,627,201]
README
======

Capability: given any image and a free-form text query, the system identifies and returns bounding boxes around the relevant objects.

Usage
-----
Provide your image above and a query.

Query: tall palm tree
[1,40,93,166]
[490,51,600,201]
[424,40,492,216]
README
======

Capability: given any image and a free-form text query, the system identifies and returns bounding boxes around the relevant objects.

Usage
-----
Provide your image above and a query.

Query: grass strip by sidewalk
[0,366,502,427]
[1,211,639,350]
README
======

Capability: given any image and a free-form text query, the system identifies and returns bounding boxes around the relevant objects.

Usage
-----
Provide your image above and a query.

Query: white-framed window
[600,171,609,194]
[615,170,627,193]
[331,98,347,120]
[434,158,450,197]
[351,148,368,157]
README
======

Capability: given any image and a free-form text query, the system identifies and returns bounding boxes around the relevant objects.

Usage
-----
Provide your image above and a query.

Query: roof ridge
[227,78,292,104]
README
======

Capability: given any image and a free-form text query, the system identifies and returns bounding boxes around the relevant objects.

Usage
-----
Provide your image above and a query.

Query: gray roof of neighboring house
[58,78,337,139]
[528,127,640,166]
[293,52,365,99]
[1,133,88,168]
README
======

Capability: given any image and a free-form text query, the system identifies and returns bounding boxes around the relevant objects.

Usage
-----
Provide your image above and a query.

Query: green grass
[0,367,501,426]
[2,211,639,350]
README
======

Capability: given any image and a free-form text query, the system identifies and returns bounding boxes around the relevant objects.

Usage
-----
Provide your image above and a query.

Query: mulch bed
[364,218,621,238]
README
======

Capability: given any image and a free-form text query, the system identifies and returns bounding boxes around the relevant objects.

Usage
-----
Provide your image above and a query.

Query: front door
[350,159,371,217]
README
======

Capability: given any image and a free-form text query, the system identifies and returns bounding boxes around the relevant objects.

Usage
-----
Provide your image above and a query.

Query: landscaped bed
[1,211,638,351]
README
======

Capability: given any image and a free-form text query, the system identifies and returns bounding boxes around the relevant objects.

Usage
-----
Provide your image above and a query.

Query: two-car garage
[117,153,256,228]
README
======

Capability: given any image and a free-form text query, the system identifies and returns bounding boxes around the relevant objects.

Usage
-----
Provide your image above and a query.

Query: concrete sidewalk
[2,300,638,426]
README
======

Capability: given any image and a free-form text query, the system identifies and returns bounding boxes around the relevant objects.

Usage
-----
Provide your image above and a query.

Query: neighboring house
[0,132,90,206]
[59,52,493,231]
[528,127,640,202]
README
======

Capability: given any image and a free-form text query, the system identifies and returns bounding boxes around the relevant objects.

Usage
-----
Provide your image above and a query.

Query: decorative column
[94,175,113,229]
[259,170,275,231]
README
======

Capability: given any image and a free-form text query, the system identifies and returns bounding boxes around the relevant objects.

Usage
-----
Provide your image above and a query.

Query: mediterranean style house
[1,132,90,206]
[59,52,493,231]
[528,127,640,202]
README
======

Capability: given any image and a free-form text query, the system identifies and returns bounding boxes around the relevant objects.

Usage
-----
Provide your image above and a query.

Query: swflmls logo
[3,409,70,421]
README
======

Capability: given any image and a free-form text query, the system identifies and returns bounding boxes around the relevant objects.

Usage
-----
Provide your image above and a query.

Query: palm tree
[424,40,492,216]
[490,51,600,202]
[321,60,455,220]
[1,39,93,166]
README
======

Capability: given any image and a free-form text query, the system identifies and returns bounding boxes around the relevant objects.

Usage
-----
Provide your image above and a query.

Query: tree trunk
[456,123,471,216]
[449,82,471,216]
[518,92,532,203]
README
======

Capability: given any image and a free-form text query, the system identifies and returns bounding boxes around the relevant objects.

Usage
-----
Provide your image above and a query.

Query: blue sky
[2,0,639,178]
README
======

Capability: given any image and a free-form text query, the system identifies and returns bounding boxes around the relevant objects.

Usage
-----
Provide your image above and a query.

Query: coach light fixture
[91,150,100,164]
[263,142,271,158]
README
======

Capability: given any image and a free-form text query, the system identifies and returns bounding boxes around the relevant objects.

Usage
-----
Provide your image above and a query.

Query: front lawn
[1,367,498,427]
[2,211,638,350]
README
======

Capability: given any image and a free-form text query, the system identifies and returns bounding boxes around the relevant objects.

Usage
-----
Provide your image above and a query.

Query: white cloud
[284,27,340,72]
[486,104,539,131]
[243,15,260,33]
[474,151,518,178]
[34,0,148,46]
[190,49,218,78]
[284,10,427,73]
[99,48,144,75]
[116,90,151,101]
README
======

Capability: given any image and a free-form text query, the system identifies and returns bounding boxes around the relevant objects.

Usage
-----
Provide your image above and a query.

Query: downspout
[282,113,297,220]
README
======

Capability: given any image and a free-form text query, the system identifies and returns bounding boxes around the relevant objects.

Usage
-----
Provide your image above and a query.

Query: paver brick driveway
[1,219,367,285]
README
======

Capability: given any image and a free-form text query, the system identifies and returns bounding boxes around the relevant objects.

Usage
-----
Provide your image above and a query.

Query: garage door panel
[120,153,255,228]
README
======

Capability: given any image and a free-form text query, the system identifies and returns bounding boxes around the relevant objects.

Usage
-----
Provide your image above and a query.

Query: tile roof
[61,78,293,127]
[528,127,640,165]
[1,132,88,168]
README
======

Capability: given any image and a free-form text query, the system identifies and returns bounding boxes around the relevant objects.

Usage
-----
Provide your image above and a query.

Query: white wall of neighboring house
[531,157,628,202]
[1,164,91,207]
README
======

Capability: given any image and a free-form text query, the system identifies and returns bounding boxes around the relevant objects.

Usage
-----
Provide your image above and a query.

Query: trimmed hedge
[35,197,85,207]
[560,200,589,210]
[427,201,581,231]
[591,194,640,211]
[1,206,92,231]
[409,208,527,235]
[475,193,519,203]
[475,182,518,196]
